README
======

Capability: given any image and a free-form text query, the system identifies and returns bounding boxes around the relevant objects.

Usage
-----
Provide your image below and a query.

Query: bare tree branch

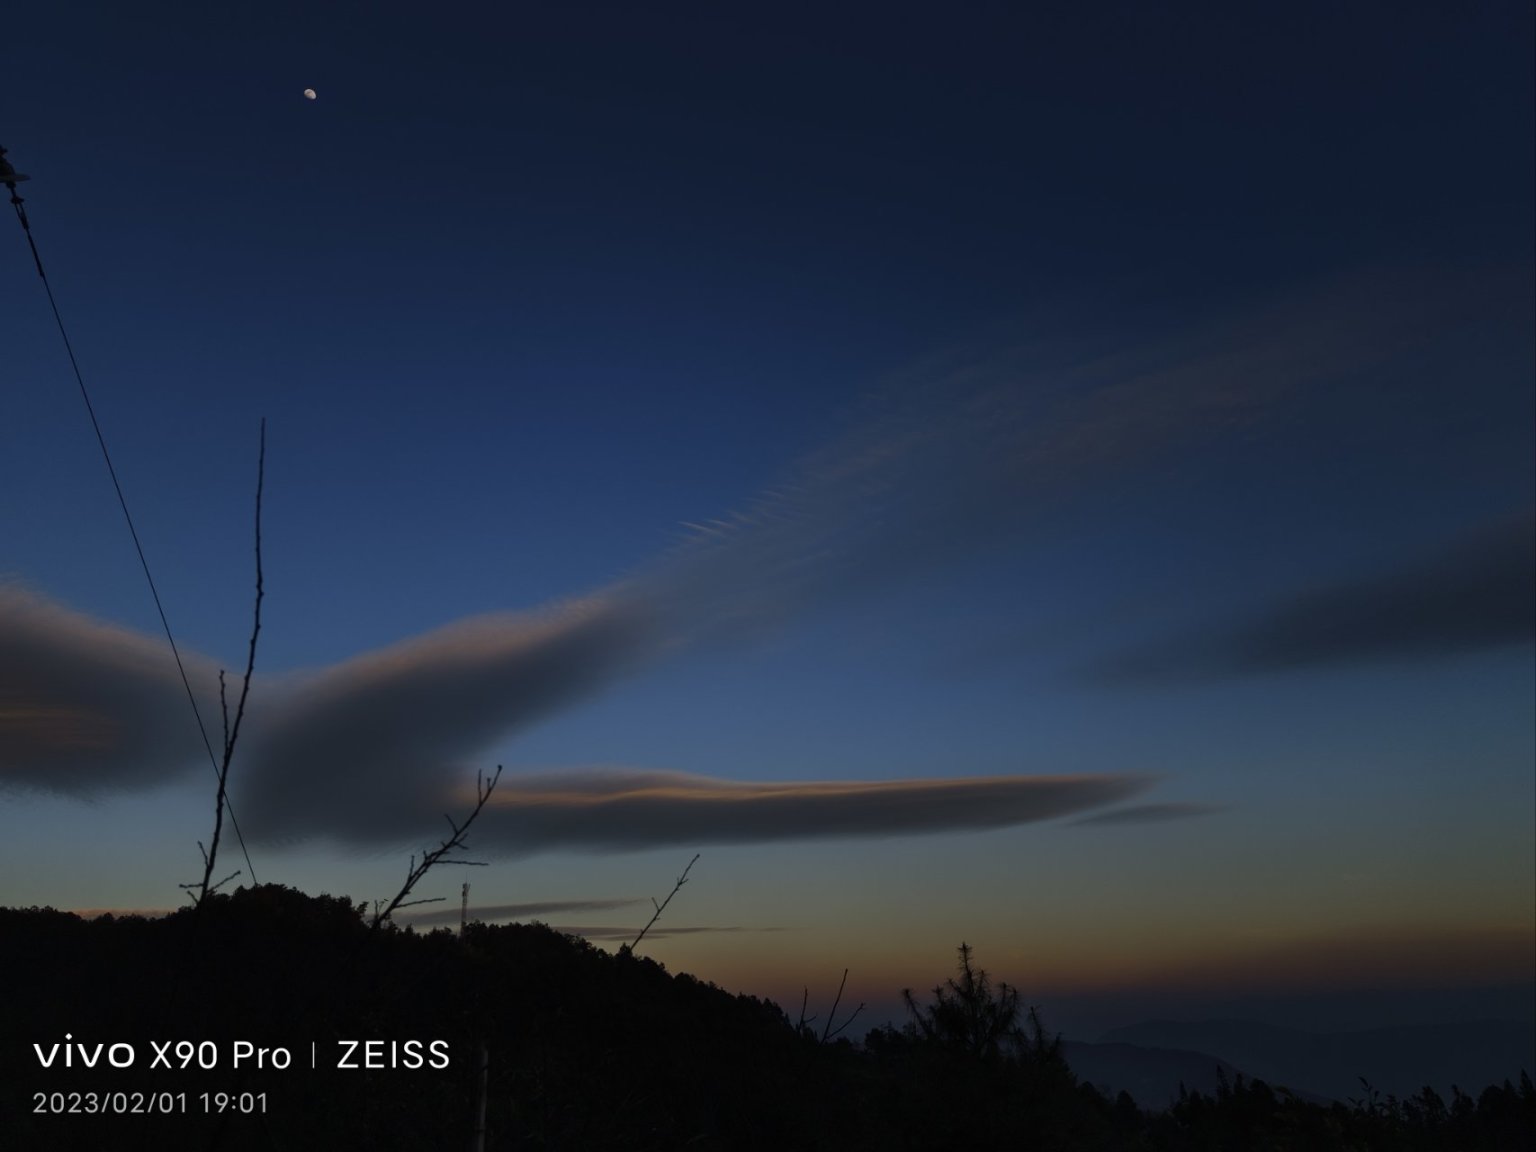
[219,671,230,762]
[819,968,866,1043]
[370,765,503,930]
[623,853,699,956]
[185,419,264,905]
[795,987,816,1035]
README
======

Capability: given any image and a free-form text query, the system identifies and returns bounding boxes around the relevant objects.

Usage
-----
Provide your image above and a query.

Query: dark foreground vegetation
[4,886,1532,1151]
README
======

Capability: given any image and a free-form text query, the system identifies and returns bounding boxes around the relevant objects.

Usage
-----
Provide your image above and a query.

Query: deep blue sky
[3,1,1532,1033]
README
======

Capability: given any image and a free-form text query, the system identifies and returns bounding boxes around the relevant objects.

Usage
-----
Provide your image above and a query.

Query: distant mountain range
[1072,1019,1536,1104]
[1063,1040,1248,1109]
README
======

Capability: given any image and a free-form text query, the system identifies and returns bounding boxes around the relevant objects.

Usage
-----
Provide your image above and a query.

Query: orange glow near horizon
[644,918,1536,1011]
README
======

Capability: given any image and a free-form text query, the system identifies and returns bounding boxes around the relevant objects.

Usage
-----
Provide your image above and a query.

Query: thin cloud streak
[551,924,768,942]
[397,898,643,927]
[1070,803,1227,827]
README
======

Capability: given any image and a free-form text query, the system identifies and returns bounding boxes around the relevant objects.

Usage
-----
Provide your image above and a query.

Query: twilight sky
[3,1,1532,1035]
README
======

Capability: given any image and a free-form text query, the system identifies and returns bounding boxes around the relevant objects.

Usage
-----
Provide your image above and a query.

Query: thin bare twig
[182,419,264,905]
[817,968,867,1043]
[795,987,816,1034]
[370,765,503,930]
[624,853,699,955]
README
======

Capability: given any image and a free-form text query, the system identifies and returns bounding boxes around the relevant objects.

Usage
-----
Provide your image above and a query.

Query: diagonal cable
[6,166,257,884]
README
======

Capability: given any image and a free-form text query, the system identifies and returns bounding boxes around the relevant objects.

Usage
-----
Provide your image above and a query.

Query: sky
[3,1,1533,1038]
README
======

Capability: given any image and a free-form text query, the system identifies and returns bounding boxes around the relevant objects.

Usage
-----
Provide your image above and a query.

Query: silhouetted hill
[1102,1018,1536,1101]
[3,889,820,1151]
[3,888,1532,1150]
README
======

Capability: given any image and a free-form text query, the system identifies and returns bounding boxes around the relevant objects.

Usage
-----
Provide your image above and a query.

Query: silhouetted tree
[900,941,1039,1061]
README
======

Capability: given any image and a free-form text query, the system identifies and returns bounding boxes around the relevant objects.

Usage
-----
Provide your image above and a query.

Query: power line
[5,147,257,885]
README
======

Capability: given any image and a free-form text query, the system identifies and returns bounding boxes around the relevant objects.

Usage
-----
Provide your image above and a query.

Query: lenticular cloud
[468,769,1153,854]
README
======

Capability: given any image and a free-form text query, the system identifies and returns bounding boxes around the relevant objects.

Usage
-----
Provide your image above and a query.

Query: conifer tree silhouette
[900,942,1055,1062]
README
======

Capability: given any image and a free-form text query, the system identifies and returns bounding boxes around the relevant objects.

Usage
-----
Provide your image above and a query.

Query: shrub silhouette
[864,943,1097,1149]
[900,941,1023,1059]
[895,941,1065,1066]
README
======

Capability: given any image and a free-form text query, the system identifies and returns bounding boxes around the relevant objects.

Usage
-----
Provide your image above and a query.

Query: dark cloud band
[0,585,216,793]
[1093,511,1535,683]
[235,598,658,840]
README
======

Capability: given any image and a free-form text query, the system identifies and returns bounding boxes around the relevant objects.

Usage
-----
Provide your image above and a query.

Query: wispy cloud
[1070,803,1227,827]
[1092,511,1535,683]
[547,924,773,942]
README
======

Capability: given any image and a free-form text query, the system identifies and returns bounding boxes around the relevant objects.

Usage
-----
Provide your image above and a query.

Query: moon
[303,88,317,100]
